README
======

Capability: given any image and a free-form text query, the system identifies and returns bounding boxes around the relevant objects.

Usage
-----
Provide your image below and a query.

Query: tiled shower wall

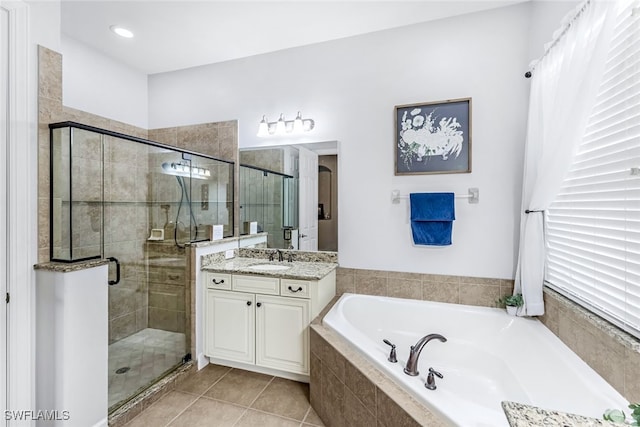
[148,124,239,238]
[39,47,152,342]
[38,46,239,345]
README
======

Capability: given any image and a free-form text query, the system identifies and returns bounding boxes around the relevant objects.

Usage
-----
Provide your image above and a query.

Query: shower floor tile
[109,328,186,409]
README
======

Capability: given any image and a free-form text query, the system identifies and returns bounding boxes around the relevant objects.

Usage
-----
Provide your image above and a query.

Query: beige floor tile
[250,377,310,421]
[175,363,231,395]
[167,397,245,427]
[234,409,300,427]
[204,369,273,406]
[125,391,197,427]
[303,407,325,426]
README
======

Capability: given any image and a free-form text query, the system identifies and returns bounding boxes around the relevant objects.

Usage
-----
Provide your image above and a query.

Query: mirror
[239,142,338,251]
[239,146,299,249]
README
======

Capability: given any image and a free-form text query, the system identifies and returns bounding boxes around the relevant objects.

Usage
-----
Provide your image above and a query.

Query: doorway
[318,155,338,252]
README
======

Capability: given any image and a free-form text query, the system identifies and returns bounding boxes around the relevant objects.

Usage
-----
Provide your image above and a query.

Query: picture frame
[394,97,472,175]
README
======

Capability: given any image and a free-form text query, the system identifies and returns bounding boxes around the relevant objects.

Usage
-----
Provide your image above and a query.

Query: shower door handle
[107,257,121,286]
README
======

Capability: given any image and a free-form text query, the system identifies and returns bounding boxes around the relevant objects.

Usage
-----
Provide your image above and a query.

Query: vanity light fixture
[110,25,134,38]
[257,111,315,137]
[161,162,210,179]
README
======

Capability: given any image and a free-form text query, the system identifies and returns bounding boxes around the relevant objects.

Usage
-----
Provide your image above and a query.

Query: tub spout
[403,333,447,376]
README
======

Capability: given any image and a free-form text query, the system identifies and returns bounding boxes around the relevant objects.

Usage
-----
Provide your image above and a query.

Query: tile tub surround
[539,287,640,403]
[310,300,626,427]
[335,267,514,308]
[309,320,446,427]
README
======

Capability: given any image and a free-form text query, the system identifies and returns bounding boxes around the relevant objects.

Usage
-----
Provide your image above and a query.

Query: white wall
[527,1,581,62]
[61,34,148,129]
[27,0,61,52]
[149,4,539,279]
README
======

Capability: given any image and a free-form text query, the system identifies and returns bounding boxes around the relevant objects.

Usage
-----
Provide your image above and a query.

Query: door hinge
[5,292,9,304]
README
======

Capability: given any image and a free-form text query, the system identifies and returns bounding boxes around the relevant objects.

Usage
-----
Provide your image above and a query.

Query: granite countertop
[33,258,110,272]
[502,401,621,427]
[202,257,338,281]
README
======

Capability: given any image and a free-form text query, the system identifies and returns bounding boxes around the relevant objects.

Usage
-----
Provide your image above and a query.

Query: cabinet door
[255,295,310,374]
[205,290,255,363]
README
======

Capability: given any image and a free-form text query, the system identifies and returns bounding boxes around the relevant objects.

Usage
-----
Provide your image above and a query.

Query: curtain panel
[514,0,618,316]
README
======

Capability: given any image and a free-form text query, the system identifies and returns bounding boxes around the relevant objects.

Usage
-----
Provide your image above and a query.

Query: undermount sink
[246,264,292,271]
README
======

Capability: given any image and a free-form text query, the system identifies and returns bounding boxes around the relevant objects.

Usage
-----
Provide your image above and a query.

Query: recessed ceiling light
[109,25,134,38]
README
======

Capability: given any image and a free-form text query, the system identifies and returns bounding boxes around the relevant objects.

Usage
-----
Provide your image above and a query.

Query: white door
[0,6,9,420]
[255,295,310,374]
[298,146,318,251]
[205,290,255,363]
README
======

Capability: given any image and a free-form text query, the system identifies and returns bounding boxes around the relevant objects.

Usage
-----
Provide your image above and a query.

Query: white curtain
[514,0,618,316]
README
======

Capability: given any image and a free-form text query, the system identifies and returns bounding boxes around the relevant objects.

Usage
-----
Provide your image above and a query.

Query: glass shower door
[50,121,234,412]
[105,138,189,410]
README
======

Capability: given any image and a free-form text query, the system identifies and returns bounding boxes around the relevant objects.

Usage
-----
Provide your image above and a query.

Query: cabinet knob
[246,301,252,306]
[288,286,303,293]
[213,279,225,285]
[256,302,262,307]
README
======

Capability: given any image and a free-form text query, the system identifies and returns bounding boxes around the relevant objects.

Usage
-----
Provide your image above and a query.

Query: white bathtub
[323,293,629,427]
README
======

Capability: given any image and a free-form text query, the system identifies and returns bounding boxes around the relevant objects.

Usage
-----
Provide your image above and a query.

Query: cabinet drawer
[204,272,232,290]
[280,279,310,299]
[233,275,280,295]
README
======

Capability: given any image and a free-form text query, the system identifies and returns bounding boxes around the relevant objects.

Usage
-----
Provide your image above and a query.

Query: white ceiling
[61,1,526,75]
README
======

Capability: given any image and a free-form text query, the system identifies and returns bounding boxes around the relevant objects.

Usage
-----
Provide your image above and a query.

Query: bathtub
[323,293,629,427]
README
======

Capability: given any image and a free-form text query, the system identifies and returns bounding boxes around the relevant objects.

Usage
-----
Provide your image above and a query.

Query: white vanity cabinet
[203,269,335,380]
[205,289,255,363]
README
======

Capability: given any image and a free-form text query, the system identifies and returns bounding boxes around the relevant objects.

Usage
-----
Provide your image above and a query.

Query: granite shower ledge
[33,259,110,273]
[187,233,268,248]
[202,257,338,281]
[501,401,620,427]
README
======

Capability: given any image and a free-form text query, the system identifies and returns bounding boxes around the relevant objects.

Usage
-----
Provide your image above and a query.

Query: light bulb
[293,112,303,133]
[257,115,269,137]
[276,114,286,135]
[204,169,211,177]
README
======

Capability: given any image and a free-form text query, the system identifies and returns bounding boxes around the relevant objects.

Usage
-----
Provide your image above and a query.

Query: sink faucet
[276,249,283,262]
[403,333,447,376]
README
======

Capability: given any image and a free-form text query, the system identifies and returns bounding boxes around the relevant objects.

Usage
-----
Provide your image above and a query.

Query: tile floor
[109,328,187,409]
[123,363,325,427]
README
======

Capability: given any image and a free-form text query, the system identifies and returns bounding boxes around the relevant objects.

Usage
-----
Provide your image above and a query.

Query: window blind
[546,2,640,338]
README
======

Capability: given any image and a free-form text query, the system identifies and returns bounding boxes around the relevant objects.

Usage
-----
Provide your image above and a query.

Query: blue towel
[410,193,455,246]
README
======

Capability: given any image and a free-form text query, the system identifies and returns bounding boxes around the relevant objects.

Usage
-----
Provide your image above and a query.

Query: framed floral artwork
[395,98,472,175]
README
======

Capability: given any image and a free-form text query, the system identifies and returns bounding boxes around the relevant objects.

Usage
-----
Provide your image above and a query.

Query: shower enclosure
[239,164,298,249]
[49,122,234,411]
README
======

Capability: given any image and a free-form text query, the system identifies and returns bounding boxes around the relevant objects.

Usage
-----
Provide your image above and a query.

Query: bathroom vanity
[201,251,337,381]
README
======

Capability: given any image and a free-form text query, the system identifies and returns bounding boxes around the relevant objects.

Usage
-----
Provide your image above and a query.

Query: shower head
[161,162,210,180]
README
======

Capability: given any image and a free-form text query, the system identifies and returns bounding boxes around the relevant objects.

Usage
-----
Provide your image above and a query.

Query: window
[546,2,640,338]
